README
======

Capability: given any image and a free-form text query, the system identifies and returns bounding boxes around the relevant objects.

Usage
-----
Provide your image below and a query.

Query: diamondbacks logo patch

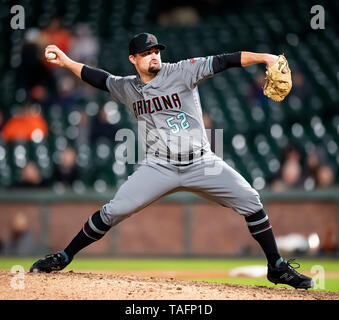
[146,34,155,44]
[190,57,201,63]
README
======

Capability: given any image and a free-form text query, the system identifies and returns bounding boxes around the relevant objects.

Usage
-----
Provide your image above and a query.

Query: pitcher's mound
[0,270,338,300]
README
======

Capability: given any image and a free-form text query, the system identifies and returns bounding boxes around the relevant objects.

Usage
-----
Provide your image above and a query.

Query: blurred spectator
[1,102,48,142]
[52,146,80,187]
[40,18,72,64]
[290,71,312,102]
[303,148,336,190]
[16,28,56,98]
[69,24,99,66]
[271,160,303,192]
[56,75,82,111]
[2,212,37,256]
[272,145,336,191]
[90,107,120,144]
[304,150,320,181]
[271,144,304,191]
[315,165,335,189]
[281,143,302,164]
[11,161,49,188]
[158,6,199,27]
[30,84,51,106]
[248,71,269,108]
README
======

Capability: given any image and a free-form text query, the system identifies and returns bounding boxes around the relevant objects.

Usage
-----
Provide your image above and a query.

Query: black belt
[168,149,205,166]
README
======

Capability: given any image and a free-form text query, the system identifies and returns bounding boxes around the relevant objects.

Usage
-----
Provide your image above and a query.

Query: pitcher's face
[129,47,162,76]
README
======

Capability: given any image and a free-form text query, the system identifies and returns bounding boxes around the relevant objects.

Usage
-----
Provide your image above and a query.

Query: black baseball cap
[129,33,166,55]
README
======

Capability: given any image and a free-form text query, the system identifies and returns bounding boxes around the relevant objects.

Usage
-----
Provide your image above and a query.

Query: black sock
[245,209,282,267]
[63,210,111,260]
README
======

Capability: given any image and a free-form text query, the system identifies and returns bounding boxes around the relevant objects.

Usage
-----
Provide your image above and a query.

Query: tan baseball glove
[263,54,292,102]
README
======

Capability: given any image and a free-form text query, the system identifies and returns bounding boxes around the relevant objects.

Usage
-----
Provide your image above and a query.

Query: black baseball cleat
[267,259,314,290]
[30,252,72,273]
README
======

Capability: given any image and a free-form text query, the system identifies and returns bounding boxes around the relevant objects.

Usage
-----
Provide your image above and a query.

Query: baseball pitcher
[30,33,311,289]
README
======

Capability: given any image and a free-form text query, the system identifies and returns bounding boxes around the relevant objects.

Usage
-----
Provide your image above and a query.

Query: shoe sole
[268,278,314,290]
[272,282,312,290]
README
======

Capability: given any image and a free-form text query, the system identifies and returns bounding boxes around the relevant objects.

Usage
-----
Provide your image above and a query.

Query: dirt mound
[0,270,338,300]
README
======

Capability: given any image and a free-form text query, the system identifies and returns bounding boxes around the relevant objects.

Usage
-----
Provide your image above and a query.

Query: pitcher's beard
[148,64,160,74]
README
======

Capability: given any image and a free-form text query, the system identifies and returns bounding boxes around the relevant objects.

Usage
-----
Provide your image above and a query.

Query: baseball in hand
[45,51,56,60]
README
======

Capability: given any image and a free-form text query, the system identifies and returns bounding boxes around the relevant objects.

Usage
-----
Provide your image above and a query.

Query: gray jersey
[106,56,214,164]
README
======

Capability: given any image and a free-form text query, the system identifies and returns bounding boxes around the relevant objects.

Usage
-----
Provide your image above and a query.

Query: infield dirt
[1,270,338,300]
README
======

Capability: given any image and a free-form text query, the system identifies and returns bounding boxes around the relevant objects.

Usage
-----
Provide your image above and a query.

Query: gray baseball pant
[100,152,263,226]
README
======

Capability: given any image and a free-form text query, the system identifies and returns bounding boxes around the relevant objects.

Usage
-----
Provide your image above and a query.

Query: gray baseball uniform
[100,56,263,226]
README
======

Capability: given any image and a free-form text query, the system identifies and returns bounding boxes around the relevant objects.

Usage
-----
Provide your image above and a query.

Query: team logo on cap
[146,34,155,44]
